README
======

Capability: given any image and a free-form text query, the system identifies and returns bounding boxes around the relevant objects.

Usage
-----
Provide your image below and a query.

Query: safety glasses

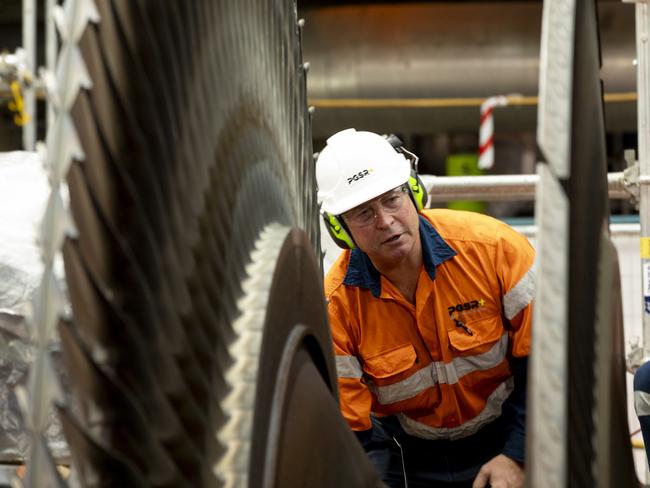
[343,185,409,227]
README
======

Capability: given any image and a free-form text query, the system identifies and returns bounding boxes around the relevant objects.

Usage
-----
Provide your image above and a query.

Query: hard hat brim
[321,163,411,216]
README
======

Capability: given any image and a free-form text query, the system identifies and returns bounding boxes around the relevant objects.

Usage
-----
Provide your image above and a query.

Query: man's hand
[472,454,524,488]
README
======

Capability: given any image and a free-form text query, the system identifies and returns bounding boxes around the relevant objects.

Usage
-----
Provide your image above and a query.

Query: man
[634,361,650,465]
[316,128,534,488]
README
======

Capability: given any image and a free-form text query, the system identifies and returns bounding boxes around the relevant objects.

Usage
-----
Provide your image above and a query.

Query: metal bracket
[0,49,31,83]
[626,336,650,372]
[622,149,641,204]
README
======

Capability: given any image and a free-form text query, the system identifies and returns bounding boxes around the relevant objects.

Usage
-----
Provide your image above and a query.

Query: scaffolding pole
[633,0,650,360]
[516,222,640,238]
[22,0,36,151]
[420,171,634,202]
[45,0,57,130]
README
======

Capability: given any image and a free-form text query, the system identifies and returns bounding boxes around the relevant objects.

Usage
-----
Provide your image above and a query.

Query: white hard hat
[316,128,411,215]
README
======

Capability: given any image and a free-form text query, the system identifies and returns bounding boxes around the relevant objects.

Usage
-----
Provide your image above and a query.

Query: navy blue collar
[343,215,457,297]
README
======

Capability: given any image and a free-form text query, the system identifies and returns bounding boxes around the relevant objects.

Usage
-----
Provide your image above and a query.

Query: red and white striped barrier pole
[478,95,509,170]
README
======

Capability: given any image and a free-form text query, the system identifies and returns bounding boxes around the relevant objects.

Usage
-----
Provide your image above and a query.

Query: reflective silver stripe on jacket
[503,268,536,320]
[336,354,363,379]
[372,333,508,405]
[396,377,514,440]
[635,390,650,416]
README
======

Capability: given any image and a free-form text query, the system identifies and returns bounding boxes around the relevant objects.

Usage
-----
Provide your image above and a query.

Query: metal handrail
[420,170,636,202]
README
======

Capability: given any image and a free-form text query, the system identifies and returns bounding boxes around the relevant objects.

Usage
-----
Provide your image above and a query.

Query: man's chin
[377,240,412,261]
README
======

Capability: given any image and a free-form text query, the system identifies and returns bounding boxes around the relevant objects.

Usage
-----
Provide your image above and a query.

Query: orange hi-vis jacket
[325,209,535,446]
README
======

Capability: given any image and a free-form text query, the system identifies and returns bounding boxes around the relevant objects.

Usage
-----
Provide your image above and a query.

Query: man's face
[343,185,421,268]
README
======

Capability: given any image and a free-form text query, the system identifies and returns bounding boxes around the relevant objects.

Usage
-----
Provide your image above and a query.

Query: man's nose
[374,206,393,228]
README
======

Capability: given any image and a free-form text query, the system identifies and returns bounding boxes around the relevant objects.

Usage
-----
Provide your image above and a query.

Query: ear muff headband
[408,171,428,211]
[384,135,427,211]
[322,211,356,249]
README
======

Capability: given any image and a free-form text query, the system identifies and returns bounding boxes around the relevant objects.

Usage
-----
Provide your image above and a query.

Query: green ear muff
[385,135,427,211]
[322,211,356,249]
[408,171,428,211]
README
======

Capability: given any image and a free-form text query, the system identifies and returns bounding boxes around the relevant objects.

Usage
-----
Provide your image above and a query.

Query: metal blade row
[32,0,317,486]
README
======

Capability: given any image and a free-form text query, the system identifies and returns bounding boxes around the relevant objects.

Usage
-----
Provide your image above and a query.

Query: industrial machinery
[0,0,647,487]
[18,0,380,486]
[528,0,640,486]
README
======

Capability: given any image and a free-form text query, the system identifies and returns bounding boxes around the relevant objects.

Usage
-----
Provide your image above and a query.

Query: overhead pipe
[515,222,640,238]
[301,2,637,135]
[308,92,637,109]
[420,171,633,202]
[302,2,635,99]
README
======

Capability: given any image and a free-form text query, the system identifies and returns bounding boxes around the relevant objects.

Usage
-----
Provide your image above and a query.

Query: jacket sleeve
[328,299,373,432]
[495,224,535,463]
[501,356,527,463]
[496,224,535,358]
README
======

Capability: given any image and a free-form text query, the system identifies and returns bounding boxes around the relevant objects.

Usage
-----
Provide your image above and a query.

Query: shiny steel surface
[301,2,637,135]
[421,171,631,202]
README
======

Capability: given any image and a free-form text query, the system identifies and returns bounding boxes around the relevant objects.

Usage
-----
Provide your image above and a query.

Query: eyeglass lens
[345,187,407,226]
